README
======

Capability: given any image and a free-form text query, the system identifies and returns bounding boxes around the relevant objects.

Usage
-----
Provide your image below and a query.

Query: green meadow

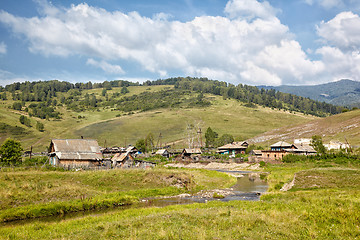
[0,168,236,222]
[0,160,359,239]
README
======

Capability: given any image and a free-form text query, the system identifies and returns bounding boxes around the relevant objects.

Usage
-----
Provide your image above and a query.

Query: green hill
[0,84,317,152]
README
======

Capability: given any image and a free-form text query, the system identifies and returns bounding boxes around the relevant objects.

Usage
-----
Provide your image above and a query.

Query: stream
[1,170,268,226]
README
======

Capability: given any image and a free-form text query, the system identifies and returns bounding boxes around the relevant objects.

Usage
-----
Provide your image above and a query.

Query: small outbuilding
[155,149,170,158]
[182,148,202,156]
[112,147,155,169]
[48,139,103,169]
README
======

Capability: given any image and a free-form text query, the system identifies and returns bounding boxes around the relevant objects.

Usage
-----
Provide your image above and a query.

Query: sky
[0,0,360,87]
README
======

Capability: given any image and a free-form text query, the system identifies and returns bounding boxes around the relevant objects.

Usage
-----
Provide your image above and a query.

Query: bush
[0,139,23,166]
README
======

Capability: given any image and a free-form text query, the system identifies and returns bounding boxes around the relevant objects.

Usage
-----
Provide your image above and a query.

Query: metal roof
[155,149,168,155]
[270,141,292,148]
[50,139,102,160]
[218,141,248,150]
[183,148,202,154]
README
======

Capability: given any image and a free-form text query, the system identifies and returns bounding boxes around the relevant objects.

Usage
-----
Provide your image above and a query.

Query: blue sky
[1,0,360,86]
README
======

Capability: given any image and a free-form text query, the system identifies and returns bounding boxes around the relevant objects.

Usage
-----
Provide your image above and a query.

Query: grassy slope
[249,109,360,147]
[0,85,316,151]
[75,96,316,149]
[1,163,359,239]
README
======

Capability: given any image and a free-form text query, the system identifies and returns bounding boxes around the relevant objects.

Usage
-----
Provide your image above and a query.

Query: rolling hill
[249,109,360,147]
[258,79,360,107]
[0,84,317,152]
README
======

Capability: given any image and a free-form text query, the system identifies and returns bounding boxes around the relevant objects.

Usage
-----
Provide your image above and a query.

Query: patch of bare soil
[163,174,191,188]
[280,173,296,192]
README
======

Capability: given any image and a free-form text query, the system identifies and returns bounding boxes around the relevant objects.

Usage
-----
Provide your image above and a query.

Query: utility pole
[156,133,162,149]
[344,137,353,153]
[197,128,203,148]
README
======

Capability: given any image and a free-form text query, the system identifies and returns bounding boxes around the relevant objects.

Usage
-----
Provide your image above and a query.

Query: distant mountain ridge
[258,79,360,107]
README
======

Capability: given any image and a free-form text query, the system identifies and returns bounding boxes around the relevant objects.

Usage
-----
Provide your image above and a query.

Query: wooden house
[217,141,249,155]
[112,147,155,168]
[48,139,103,169]
[182,148,202,156]
[250,141,317,162]
[155,149,170,158]
[270,141,293,151]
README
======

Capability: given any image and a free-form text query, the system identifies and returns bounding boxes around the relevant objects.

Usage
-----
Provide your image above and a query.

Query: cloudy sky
[0,0,360,86]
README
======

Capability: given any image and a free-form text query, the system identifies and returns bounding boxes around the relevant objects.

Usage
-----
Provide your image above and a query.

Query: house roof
[183,148,202,154]
[155,149,168,155]
[112,152,134,162]
[270,141,292,148]
[218,141,248,150]
[290,144,317,153]
[50,139,102,160]
[125,146,137,152]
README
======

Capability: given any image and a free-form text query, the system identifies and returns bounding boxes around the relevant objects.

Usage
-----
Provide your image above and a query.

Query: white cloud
[317,12,360,51]
[0,42,6,54]
[86,58,125,74]
[312,11,360,82]
[224,0,279,20]
[1,0,354,86]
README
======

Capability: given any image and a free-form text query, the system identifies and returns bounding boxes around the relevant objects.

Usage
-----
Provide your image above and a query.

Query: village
[47,137,351,170]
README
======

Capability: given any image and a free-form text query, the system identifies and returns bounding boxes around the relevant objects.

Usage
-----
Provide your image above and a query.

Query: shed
[48,139,103,169]
[155,149,170,158]
[182,148,202,156]
[112,151,155,169]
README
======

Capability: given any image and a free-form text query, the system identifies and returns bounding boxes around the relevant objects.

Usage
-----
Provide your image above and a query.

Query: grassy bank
[1,160,359,239]
[0,168,236,222]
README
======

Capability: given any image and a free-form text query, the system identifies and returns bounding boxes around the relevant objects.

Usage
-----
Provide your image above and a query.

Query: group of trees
[205,127,234,148]
[135,133,156,153]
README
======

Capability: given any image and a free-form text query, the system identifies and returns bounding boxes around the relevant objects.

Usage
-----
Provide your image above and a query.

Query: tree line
[1,77,346,117]
[149,77,345,116]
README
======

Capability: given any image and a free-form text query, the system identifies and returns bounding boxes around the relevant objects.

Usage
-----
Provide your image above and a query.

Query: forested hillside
[1,77,345,119]
[258,79,360,107]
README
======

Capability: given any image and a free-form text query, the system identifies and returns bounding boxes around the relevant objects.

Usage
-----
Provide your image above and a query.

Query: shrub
[0,139,23,166]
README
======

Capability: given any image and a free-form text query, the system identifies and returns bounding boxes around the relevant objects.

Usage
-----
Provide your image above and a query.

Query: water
[1,171,268,226]
[148,171,268,204]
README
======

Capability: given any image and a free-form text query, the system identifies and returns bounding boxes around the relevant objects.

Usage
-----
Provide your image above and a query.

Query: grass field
[1,161,359,239]
[0,168,236,222]
[0,85,317,151]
